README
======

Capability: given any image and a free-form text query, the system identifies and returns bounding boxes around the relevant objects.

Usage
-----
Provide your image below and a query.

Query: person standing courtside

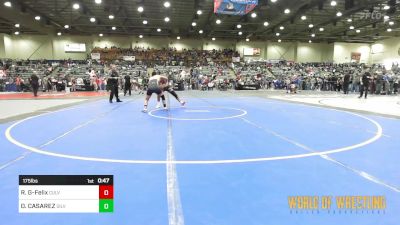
[30,73,39,97]
[343,72,350,94]
[108,65,122,103]
[124,74,131,96]
[359,70,371,99]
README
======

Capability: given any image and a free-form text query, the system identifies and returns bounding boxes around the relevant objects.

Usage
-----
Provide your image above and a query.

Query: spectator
[30,73,39,97]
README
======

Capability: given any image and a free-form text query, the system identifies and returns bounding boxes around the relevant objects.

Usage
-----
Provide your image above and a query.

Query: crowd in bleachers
[0,59,54,92]
[261,62,400,95]
[91,47,240,66]
[0,60,147,92]
[1,53,399,96]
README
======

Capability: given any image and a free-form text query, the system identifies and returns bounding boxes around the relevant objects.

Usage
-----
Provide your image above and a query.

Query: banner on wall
[243,48,261,56]
[91,53,101,60]
[64,43,86,52]
[265,59,281,64]
[123,56,135,61]
[351,52,361,63]
[214,0,258,15]
[232,57,241,62]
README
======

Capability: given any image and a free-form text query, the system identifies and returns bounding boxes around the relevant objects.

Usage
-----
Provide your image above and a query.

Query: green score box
[99,199,114,213]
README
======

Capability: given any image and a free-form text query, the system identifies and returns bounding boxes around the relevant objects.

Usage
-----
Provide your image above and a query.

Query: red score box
[99,185,114,199]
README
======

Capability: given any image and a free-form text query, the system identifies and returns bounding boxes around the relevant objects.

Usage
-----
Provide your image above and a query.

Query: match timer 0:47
[19,175,114,213]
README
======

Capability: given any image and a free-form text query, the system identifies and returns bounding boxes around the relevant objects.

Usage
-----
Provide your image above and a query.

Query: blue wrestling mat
[0,95,399,225]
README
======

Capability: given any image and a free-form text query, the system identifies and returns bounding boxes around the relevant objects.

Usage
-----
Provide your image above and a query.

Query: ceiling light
[4,1,11,7]
[389,21,394,26]
[90,17,96,23]
[246,38,250,42]
[72,3,80,9]
[319,27,324,31]
[14,31,19,35]
[349,26,354,30]
[330,1,337,6]
[278,39,281,42]
[216,19,221,24]
[112,26,116,30]
[276,32,280,36]
[95,0,102,4]
[238,31,243,35]
[15,24,20,28]
[251,12,257,18]
[157,28,161,32]
[383,5,390,10]
[139,35,143,38]
[164,17,170,22]
[197,10,202,15]
[143,20,148,25]
[309,40,312,43]
[284,9,290,14]
[212,37,216,41]
[177,36,181,40]
[356,29,360,33]
[309,24,314,28]
[164,1,171,8]
[280,26,284,30]
[263,21,269,26]
[301,15,307,20]
[57,32,62,36]
[336,12,342,17]
[99,33,103,37]
[384,15,389,20]
[109,15,114,20]
[347,18,352,22]
[271,0,277,2]
[387,28,392,32]
[35,16,41,21]
[137,6,144,12]
[192,22,197,27]
[64,25,69,29]
[199,30,203,34]
[311,33,315,37]
[237,24,242,29]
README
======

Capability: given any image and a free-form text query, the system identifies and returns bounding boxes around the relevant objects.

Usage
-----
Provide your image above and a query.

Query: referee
[108,65,122,103]
[359,70,371,99]
[30,73,39,97]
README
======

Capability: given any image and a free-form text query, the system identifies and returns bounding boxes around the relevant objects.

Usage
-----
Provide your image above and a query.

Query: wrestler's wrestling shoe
[156,102,161,109]
[180,101,186,107]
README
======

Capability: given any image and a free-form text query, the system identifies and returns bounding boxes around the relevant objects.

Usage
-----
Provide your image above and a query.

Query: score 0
[99,185,113,213]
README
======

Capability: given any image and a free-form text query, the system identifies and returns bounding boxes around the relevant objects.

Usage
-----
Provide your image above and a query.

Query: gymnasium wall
[3,34,54,59]
[333,42,371,64]
[369,37,400,69]
[297,43,334,63]
[0,33,398,65]
[266,42,296,61]
[0,35,238,60]
[0,34,5,58]
[203,40,236,51]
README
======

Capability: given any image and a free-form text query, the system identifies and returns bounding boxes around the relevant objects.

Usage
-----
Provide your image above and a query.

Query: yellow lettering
[288,196,297,209]
[336,196,345,209]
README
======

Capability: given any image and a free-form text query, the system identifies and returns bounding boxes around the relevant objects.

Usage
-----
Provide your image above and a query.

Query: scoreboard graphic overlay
[19,175,113,213]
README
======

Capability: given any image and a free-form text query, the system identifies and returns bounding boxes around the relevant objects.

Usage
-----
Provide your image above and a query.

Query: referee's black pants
[109,85,119,102]
[359,84,368,99]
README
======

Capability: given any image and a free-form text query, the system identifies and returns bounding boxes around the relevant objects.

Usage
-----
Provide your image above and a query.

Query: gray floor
[0,90,399,124]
